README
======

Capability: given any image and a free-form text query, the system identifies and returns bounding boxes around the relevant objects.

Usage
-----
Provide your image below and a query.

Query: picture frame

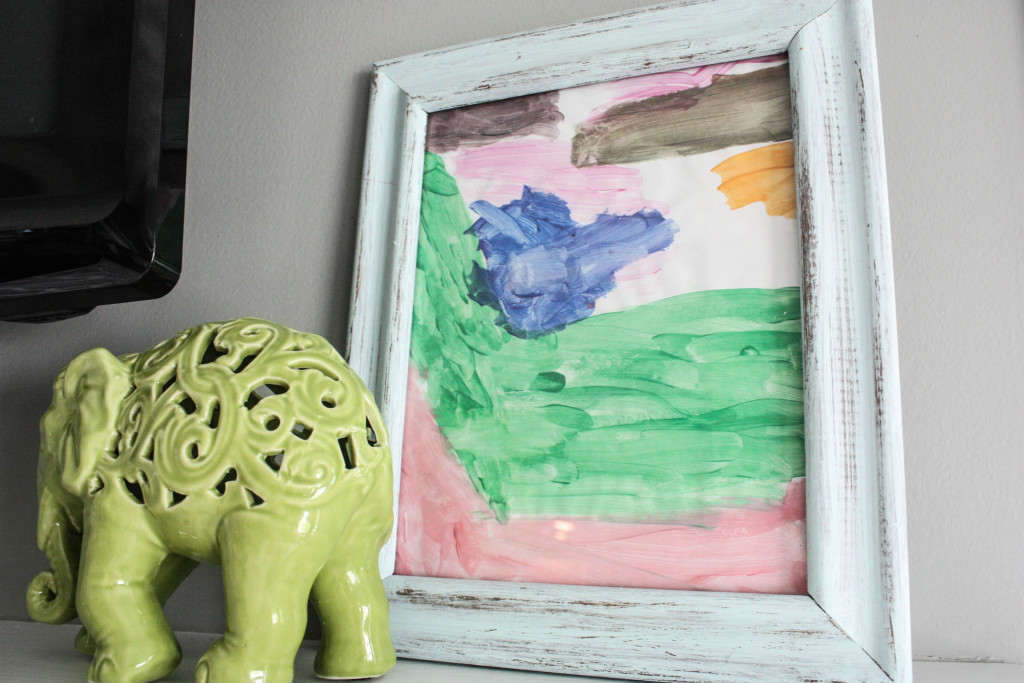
[345,0,910,681]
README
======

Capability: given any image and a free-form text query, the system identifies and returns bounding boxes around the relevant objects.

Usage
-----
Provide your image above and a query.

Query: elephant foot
[314,672,389,680]
[196,638,295,683]
[314,665,392,680]
[314,643,396,681]
[87,642,181,683]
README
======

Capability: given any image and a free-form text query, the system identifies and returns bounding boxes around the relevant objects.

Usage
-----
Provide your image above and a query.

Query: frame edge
[791,0,911,680]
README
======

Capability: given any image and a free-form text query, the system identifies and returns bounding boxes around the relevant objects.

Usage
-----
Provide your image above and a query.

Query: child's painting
[396,56,807,595]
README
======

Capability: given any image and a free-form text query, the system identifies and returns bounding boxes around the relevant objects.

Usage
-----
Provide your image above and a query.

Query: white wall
[1,0,1020,665]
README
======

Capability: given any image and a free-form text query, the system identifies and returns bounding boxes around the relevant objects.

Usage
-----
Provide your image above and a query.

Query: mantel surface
[1,622,1020,683]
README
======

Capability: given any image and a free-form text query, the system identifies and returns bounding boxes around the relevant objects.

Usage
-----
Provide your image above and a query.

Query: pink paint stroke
[396,368,808,595]
[447,139,669,222]
[584,62,735,122]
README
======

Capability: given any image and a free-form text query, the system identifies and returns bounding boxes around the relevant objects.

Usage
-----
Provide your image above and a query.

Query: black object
[0,0,194,322]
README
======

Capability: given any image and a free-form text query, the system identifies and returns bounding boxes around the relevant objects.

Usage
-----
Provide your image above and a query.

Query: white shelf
[1,621,1021,682]
[0,621,609,682]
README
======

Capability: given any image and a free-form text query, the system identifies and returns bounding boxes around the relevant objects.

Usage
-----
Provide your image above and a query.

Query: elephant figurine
[25,318,395,683]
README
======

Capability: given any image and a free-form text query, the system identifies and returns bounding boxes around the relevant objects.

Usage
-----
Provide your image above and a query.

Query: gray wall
[1,0,1020,665]
[875,0,1024,664]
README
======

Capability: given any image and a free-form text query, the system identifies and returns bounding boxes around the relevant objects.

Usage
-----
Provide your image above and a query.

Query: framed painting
[346,1,910,681]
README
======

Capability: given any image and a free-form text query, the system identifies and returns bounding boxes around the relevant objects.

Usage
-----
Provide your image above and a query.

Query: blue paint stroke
[469,186,677,337]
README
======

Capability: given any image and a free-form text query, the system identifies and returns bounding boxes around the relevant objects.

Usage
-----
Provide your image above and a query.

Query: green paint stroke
[413,152,805,523]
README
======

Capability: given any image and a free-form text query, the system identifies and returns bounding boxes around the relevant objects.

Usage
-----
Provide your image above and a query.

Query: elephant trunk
[26,485,81,624]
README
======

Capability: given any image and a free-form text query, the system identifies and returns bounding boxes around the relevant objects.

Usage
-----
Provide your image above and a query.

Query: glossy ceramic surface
[26,318,395,682]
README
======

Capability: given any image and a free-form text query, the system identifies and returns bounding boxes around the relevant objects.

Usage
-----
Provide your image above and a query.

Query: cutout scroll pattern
[106,318,379,510]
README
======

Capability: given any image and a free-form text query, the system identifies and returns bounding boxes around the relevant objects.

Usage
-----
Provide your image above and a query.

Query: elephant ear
[58,348,131,497]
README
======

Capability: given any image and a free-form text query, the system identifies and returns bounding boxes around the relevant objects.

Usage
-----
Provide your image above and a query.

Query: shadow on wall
[325,68,375,352]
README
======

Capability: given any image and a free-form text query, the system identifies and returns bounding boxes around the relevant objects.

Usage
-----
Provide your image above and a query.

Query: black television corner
[0,0,195,323]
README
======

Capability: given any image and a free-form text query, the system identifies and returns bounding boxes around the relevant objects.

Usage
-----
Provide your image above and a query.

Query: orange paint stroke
[711,141,796,218]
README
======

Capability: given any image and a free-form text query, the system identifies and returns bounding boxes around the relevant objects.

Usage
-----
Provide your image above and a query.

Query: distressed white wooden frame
[345,0,910,681]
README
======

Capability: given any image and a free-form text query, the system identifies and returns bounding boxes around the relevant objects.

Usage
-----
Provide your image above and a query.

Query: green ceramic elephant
[25,318,395,683]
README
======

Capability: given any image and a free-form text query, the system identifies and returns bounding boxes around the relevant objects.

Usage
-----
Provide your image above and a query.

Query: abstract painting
[396,56,807,595]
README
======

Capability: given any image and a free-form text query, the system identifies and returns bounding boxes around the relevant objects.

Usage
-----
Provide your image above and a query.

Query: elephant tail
[26,487,81,624]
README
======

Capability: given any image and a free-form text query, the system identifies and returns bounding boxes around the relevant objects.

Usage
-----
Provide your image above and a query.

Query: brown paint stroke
[426,91,564,154]
[711,141,796,218]
[572,64,792,166]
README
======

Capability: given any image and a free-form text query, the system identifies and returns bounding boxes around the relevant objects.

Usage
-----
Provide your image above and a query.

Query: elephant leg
[76,495,180,683]
[154,554,201,603]
[75,554,198,656]
[196,510,337,683]
[311,486,395,679]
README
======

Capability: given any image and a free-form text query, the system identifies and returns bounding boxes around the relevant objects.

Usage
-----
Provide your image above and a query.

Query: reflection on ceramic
[26,318,395,683]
